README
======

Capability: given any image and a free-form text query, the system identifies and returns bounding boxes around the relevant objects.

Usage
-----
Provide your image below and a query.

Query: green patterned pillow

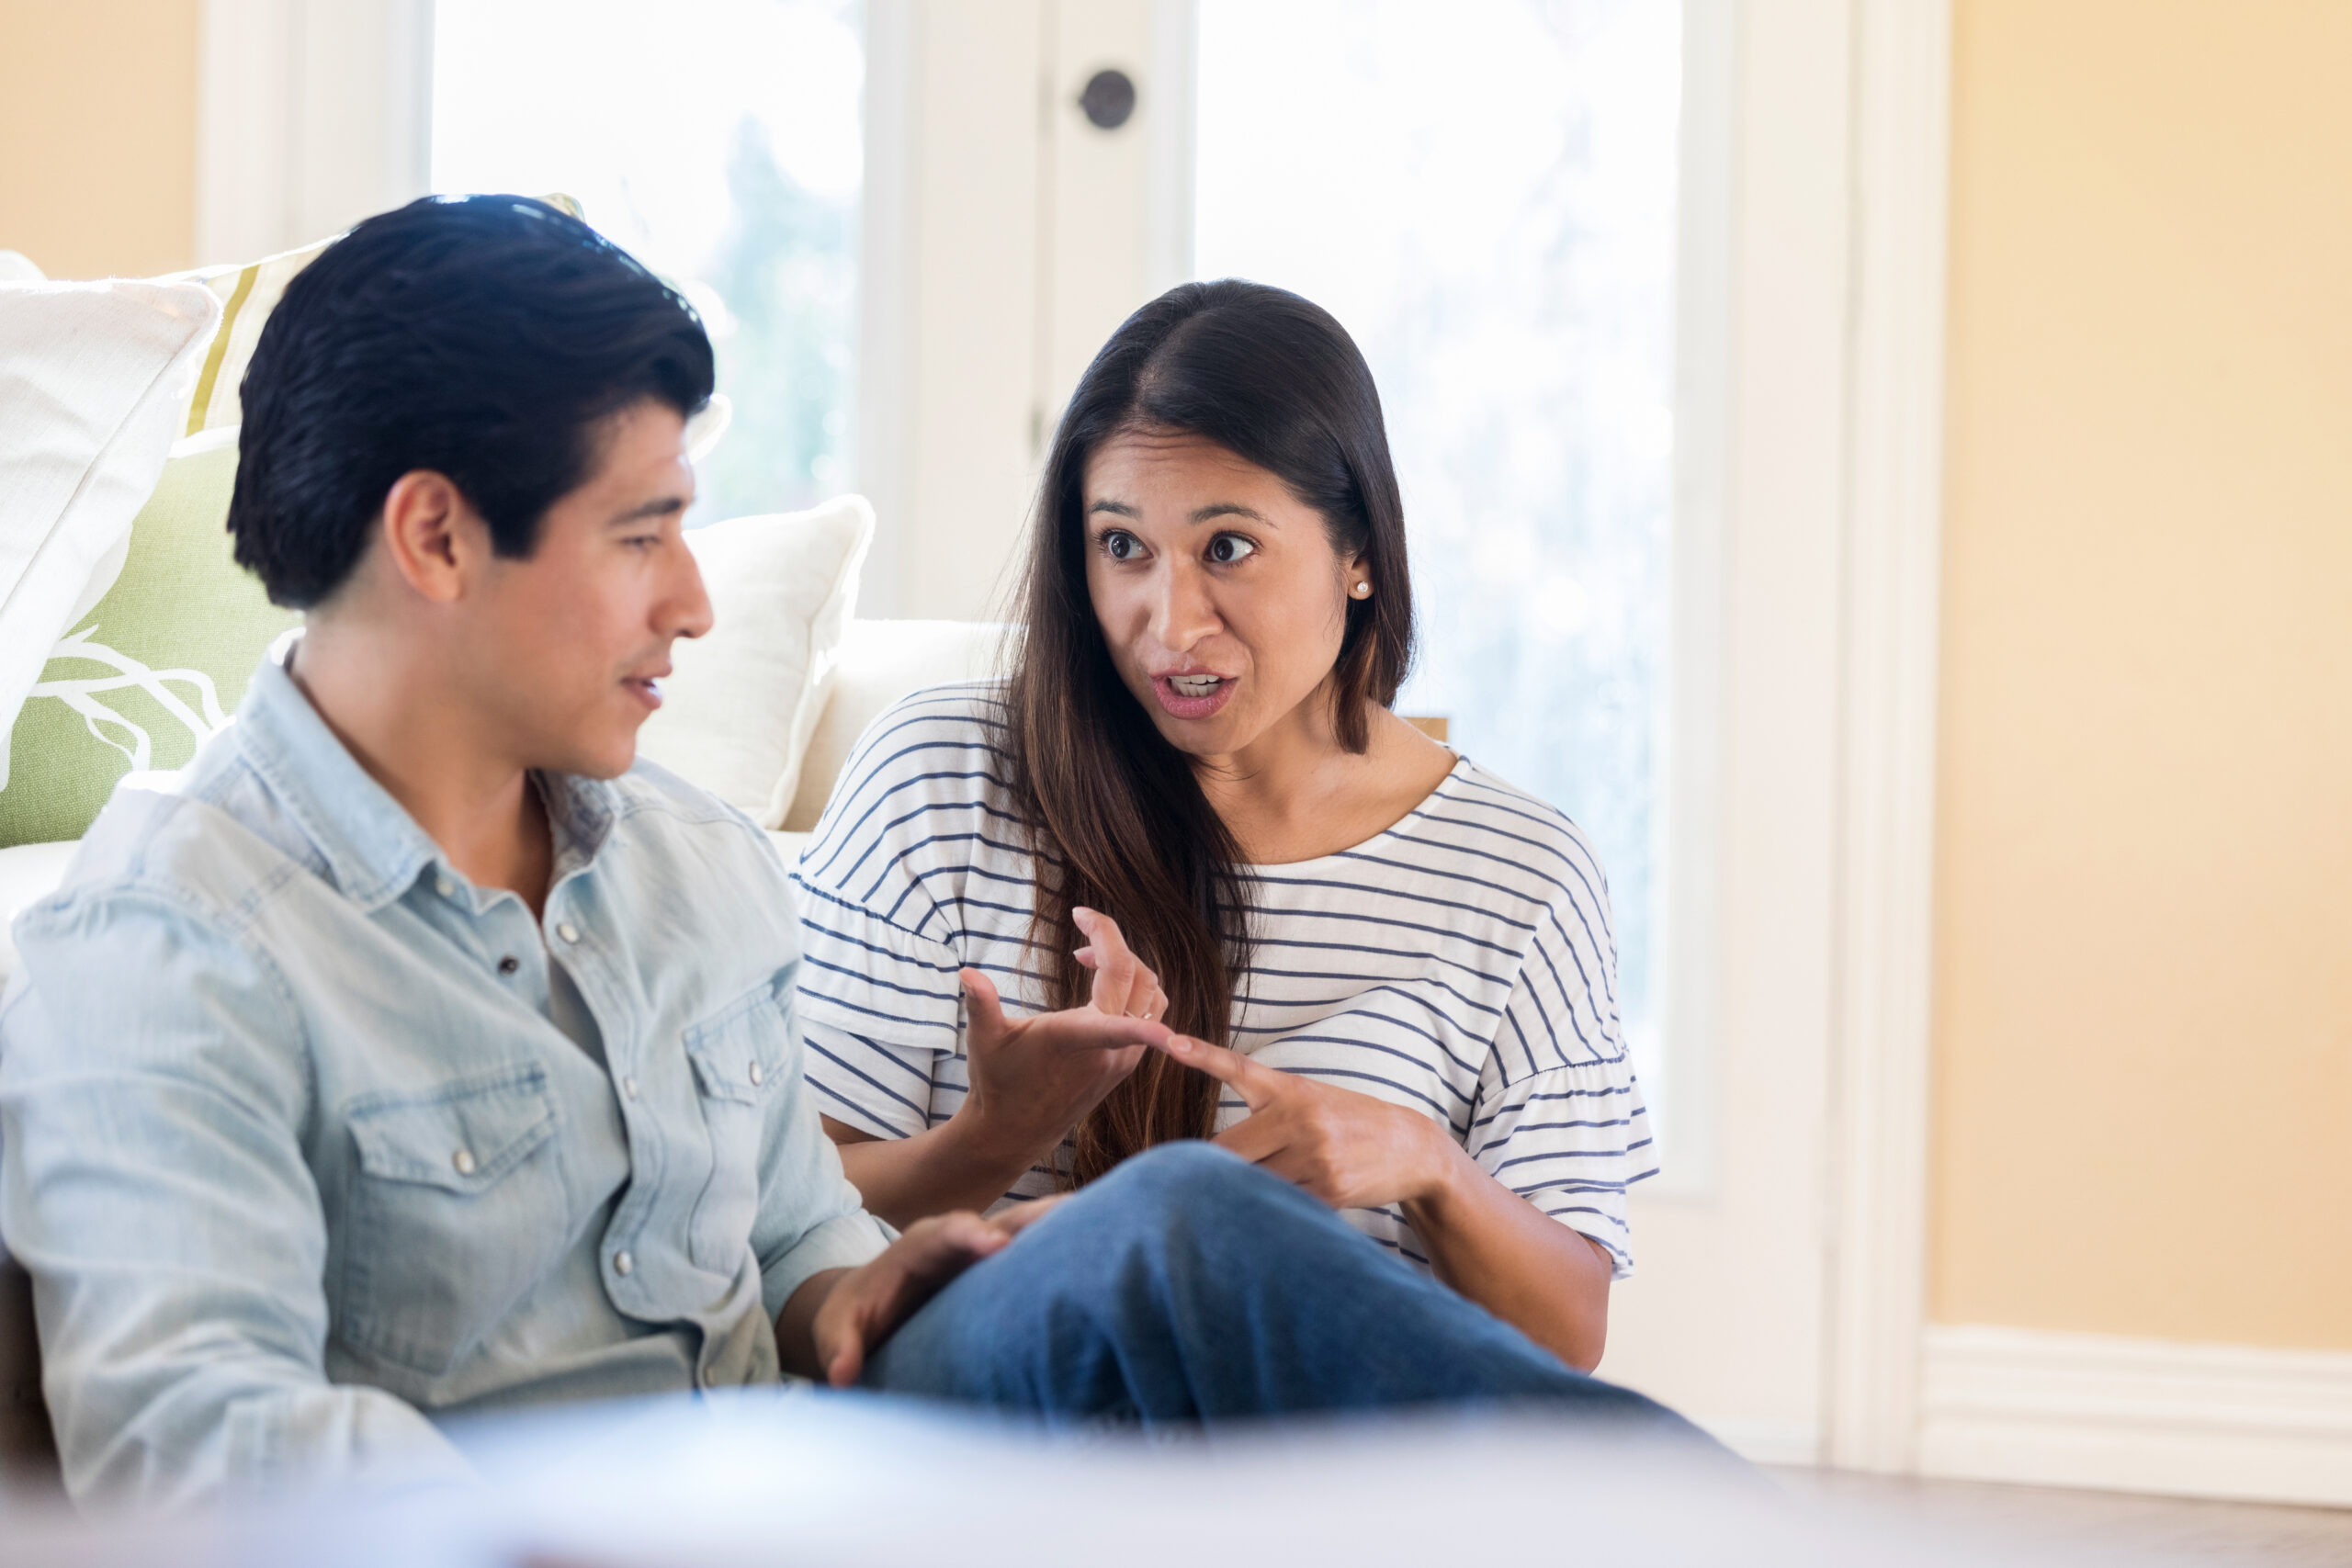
[0,433,300,847]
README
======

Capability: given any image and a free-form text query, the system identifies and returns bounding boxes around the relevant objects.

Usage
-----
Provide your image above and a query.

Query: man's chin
[537,723,645,783]
[582,735,643,781]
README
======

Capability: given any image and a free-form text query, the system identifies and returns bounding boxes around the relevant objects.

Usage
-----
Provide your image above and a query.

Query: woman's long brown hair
[1001,281,1416,1184]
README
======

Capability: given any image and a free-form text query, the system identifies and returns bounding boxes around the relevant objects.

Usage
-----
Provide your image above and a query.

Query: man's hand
[784,1212,1010,1387]
[1153,1032,1462,1213]
[956,907,1171,1168]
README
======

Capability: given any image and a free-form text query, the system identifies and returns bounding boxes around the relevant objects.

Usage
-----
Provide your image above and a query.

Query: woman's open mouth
[1151,672,1236,721]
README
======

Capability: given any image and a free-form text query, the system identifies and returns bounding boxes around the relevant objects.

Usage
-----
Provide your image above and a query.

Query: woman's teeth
[1168,675,1223,697]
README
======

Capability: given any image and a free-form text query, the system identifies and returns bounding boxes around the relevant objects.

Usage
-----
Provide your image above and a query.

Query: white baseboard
[1918,1324,2352,1507]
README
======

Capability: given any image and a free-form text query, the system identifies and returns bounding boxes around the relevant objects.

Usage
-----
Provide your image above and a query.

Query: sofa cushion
[0,277,220,796]
[0,430,300,849]
[782,619,1012,831]
[634,498,872,829]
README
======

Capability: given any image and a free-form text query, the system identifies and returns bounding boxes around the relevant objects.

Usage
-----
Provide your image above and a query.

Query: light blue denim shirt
[0,650,889,1506]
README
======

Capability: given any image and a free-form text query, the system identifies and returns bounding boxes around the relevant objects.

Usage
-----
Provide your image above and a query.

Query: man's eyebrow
[609,495,690,525]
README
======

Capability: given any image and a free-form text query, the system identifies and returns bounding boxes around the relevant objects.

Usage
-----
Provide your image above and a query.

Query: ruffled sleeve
[1467,886,1657,1278]
[787,688,1004,1137]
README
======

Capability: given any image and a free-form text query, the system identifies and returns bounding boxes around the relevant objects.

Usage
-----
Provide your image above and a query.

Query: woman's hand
[1155,1032,1462,1212]
[825,909,1171,1228]
[1154,1033,1615,1371]
[958,907,1170,1166]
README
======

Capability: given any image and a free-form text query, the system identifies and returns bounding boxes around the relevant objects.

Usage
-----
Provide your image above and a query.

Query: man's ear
[378,470,486,604]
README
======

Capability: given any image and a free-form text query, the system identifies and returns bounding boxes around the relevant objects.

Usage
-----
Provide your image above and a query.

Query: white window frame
[196,0,435,266]
[1822,0,1948,1473]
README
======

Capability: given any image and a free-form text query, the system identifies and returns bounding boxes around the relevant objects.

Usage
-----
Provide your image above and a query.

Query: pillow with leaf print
[0,429,300,848]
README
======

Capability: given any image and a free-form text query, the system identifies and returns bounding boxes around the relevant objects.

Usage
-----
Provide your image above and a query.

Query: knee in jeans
[1096,1140,1276,1219]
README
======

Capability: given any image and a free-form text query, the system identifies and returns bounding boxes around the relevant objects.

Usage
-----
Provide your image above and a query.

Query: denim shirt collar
[233,645,621,914]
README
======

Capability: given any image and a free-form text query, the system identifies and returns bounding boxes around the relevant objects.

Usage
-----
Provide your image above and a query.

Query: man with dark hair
[0,197,1711,1510]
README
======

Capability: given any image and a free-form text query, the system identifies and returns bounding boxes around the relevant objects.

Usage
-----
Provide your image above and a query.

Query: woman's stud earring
[1352,581,1372,598]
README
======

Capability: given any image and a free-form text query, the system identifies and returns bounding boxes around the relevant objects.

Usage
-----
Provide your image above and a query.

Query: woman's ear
[1346,552,1374,600]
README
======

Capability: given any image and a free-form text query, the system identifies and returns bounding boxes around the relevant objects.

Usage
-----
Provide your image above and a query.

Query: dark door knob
[1079,68,1137,130]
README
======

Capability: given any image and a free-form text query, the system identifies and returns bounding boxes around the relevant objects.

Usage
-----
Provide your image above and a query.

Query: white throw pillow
[0,279,221,789]
[634,496,874,829]
[783,618,1015,831]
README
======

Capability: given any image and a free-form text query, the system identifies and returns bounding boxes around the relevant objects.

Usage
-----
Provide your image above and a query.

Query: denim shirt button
[435,874,457,898]
[497,955,519,976]
[451,1148,476,1176]
[613,1249,634,1277]
[747,1061,763,1087]
[622,1077,639,1100]
[557,922,581,944]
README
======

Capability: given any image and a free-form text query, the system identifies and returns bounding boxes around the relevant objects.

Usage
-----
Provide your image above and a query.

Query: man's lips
[622,671,668,710]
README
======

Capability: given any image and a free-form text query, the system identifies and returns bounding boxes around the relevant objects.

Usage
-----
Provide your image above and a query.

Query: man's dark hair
[229,194,716,608]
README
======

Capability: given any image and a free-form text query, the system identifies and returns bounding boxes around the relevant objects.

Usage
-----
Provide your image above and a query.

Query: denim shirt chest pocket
[681,978,791,1273]
[339,1063,567,1377]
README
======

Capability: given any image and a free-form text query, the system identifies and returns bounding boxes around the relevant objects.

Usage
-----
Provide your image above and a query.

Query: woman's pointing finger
[1154,1033,1284,1111]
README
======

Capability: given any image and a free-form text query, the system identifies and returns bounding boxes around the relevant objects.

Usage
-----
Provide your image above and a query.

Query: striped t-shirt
[789,683,1655,1277]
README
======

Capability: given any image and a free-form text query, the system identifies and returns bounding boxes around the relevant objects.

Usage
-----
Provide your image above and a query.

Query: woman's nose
[1148,561,1219,650]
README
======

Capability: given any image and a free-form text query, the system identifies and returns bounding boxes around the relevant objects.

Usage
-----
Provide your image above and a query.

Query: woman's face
[1081,427,1363,761]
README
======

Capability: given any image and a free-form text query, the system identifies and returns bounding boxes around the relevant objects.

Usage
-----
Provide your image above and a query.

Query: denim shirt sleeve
[712,970,892,1326]
[0,887,472,1507]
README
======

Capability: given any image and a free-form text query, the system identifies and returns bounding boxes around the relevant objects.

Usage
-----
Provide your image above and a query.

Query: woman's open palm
[957,908,1171,1164]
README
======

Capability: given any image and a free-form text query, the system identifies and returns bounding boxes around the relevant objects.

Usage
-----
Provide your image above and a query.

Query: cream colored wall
[0,0,200,279]
[1933,0,2352,1349]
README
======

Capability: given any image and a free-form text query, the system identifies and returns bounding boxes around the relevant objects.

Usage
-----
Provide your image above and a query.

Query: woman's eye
[1207,535,1257,565]
[1102,530,1139,561]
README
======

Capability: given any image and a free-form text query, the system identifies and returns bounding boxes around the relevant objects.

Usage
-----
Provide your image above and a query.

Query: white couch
[0,613,1003,1475]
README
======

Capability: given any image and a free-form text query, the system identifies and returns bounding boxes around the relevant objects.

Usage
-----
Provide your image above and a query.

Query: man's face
[461,399,712,779]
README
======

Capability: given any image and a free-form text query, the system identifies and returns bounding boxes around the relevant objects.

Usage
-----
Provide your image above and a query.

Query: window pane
[431,0,864,525]
[1195,1,1682,1129]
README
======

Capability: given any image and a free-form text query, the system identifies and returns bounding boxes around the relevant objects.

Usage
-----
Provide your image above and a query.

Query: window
[430,0,865,526]
[1193,0,1685,1139]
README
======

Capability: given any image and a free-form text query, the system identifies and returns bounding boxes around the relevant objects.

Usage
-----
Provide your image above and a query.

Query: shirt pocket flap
[347,1065,560,1193]
[684,980,792,1107]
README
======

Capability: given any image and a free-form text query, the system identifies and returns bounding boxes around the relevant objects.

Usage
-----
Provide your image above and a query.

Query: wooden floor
[1772,1468,2352,1566]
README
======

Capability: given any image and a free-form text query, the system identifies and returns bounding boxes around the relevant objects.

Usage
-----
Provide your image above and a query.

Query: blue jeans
[865,1144,1716,1449]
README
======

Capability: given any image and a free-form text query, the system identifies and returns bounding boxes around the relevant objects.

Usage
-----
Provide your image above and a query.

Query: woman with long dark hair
[792,281,1648,1371]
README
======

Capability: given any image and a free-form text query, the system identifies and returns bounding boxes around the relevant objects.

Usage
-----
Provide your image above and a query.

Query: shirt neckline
[1239,752,1471,874]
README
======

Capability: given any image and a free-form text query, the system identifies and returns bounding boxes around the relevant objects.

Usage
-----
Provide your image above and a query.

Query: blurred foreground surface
[0,1391,2319,1566]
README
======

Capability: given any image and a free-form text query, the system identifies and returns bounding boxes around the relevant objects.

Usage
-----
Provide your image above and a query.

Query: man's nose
[666,542,716,642]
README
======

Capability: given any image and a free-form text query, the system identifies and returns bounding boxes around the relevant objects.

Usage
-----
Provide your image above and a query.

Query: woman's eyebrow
[1083,499,1272,524]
